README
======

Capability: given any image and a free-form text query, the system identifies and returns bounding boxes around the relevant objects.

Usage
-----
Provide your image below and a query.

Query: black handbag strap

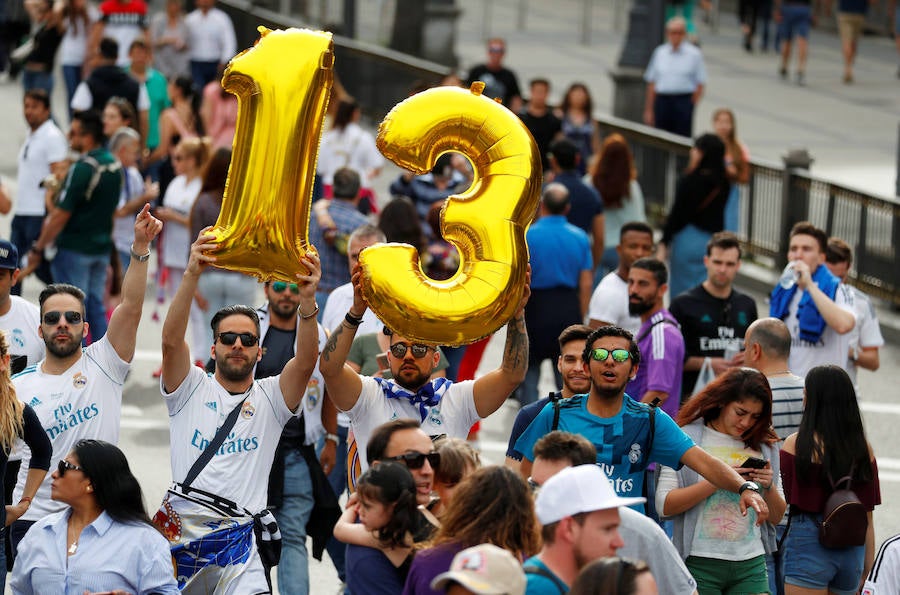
[183,398,245,488]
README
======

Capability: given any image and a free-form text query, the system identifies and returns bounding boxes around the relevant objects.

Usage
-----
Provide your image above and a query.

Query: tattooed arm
[472,283,531,418]
[319,266,366,411]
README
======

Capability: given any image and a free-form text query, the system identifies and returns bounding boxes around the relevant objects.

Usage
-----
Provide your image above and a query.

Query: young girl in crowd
[558,83,601,175]
[780,365,880,595]
[334,462,418,595]
[712,108,750,233]
[428,437,480,520]
[657,367,785,595]
[155,137,209,364]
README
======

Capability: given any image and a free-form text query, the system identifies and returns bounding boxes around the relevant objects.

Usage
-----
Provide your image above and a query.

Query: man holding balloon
[318,265,531,487]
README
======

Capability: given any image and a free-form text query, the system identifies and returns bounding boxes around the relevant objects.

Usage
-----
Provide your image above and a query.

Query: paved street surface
[0,1,898,592]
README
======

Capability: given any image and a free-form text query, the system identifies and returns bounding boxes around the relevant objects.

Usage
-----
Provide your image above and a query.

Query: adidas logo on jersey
[205,401,217,412]
[28,397,41,408]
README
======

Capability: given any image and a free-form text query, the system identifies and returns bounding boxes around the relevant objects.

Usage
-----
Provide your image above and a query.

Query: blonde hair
[0,332,24,453]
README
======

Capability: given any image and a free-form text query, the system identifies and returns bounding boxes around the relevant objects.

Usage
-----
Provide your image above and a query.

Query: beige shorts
[837,13,865,42]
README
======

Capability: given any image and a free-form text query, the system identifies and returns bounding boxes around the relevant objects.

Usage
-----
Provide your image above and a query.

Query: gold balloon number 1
[210,27,333,281]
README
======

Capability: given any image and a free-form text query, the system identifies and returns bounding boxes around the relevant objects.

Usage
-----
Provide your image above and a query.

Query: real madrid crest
[241,400,255,419]
[72,372,87,389]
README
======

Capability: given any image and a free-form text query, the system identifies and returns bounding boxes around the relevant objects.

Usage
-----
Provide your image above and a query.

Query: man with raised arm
[10,205,161,551]
[317,265,530,479]
[154,230,320,594]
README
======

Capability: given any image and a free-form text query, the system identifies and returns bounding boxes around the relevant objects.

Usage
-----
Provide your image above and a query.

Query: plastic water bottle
[778,262,798,289]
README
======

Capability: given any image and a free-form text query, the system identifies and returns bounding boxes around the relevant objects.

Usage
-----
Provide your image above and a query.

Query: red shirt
[780,450,881,514]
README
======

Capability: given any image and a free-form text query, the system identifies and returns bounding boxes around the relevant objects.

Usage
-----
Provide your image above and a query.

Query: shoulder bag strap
[523,565,567,595]
[183,398,245,488]
[550,392,562,432]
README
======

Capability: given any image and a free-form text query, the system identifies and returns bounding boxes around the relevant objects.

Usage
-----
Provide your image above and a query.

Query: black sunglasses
[57,459,84,476]
[271,281,300,295]
[217,332,260,347]
[42,310,83,325]
[389,343,432,359]
[385,451,440,470]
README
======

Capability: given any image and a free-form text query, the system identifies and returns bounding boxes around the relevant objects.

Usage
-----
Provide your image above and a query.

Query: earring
[87,486,92,492]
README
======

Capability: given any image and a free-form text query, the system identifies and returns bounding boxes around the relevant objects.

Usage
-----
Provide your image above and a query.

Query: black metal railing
[596,114,900,306]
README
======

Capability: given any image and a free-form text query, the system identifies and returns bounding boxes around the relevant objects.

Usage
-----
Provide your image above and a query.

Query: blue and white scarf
[374,377,453,421]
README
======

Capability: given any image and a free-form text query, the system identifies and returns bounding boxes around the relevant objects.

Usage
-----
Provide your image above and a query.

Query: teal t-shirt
[523,557,568,594]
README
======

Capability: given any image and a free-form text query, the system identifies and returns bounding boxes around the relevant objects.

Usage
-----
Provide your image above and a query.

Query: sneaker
[779,66,788,80]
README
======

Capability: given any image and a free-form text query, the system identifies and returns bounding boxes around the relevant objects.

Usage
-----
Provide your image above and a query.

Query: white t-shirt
[588,271,642,335]
[71,81,150,112]
[112,165,144,254]
[13,337,131,521]
[346,376,478,475]
[0,296,44,368]
[162,366,293,513]
[786,283,856,378]
[846,287,883,393]
[161,175,201,269]
[16,119,69,217]
[59,6,101,67]
[317,122,384,188]
[863,535,900,595]
[184,8,236,63]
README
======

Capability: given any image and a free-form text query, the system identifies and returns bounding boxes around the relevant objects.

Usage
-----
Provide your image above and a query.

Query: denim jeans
[766,524,787,595]
[10,519,35,559]
[319,425,348,581]
[518,361,562,407]
[10,215,50,295]
[198,270,260,353]
[51,249,110,340]
[190,60,218,91]
[61,64,82,119]
[22,69,53,95]
[274,449,315,595]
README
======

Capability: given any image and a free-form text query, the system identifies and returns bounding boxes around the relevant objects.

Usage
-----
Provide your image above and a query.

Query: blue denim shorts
[778,4,812,39]
[782,513,864,595]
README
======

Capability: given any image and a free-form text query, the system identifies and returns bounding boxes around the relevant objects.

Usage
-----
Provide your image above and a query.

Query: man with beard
[154,230,320,594]
[670,232,757,400]
[625,257,685,419]
[318,265,529,479]
[505,324,592,473]
[515,325,770,524]
[256,278,338,595]
[9,205,161,552]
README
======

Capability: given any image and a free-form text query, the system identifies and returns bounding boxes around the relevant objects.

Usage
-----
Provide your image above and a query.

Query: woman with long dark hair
[557,82,601,175]
[657,367,785,595]
[10,439,178,594]
[402,466,540,595]
[780,365,880,595]
[588,133,647,277]
[659,133,730,297]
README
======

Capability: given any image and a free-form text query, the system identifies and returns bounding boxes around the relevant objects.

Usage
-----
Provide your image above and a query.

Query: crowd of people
[0,4,893,594]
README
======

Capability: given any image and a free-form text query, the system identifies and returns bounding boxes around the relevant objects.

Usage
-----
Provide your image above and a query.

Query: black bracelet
[345,311,363,326]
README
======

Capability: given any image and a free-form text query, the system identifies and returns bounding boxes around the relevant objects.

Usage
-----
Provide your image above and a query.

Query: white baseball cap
[430,543,526,595]
[535,464,646,525]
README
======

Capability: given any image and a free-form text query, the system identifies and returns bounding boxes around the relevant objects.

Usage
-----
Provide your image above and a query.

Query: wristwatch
[739,480,761,495]
[130,244,151,263]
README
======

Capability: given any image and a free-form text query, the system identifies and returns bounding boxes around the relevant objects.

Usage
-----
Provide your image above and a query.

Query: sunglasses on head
[42,310,83,325]
[271,281,300,295]
[590,348,631,363]
[385,451,440,470]
[217,332,259,347]
[389,343,432,359]
[57,459,83,476]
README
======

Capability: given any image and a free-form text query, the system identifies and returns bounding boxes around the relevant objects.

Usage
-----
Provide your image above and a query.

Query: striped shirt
[863,533,900,594]
[627,309,685,420]
[768,374,805,440]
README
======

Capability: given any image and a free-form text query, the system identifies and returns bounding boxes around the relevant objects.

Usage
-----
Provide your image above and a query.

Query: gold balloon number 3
[210,28,333,281]
[360,84,541,346]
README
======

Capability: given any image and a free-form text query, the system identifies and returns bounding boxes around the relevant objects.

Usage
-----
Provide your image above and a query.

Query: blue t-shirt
[526,215,593,290]
[523,556,568,595]
[515,394,694,512]
[346,544,405,595]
